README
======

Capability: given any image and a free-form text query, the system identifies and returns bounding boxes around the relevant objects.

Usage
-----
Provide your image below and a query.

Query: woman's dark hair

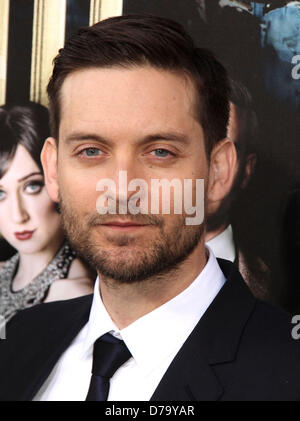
[0,102,50,178]
[47,14,231,156]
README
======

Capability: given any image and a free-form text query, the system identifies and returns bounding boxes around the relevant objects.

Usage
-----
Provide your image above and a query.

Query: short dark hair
[0,102,50,178]
[47,14,230,155]
[230,79,259,159]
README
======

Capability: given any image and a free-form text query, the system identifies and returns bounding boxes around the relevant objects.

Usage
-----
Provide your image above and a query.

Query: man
[205,81,269,299]
[0,15,300,401]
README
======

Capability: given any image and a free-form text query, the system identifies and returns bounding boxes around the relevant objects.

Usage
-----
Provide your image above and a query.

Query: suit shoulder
[6,294,93,339]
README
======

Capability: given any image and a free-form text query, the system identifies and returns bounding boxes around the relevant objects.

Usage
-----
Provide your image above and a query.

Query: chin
[13,239,47,255]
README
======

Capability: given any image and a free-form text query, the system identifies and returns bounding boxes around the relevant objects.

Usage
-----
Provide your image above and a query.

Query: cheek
[0,204,13,237]
[60,170,100,215]
[0,203,11,222]
[29,191,61,226]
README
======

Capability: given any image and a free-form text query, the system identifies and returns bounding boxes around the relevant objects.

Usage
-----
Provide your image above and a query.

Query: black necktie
[85,332,132,401]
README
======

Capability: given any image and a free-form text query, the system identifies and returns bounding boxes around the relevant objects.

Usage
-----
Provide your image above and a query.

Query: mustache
[86,212,164,228]
[58,194,165,228]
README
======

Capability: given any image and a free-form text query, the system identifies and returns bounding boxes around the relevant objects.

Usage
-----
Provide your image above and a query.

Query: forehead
[59,66,200,140]
[0,145,39,184]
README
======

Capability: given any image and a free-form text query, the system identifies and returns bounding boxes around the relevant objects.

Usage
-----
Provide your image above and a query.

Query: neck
[205,224,228,242]
[99,240,207,330]
[12,232,65,291]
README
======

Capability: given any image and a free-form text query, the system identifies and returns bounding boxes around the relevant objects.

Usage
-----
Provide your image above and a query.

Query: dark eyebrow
[64,133,114,147]
[0,172,43,189]
[140,132,190,146]
[64,131,190,146]
[18,172,43,183]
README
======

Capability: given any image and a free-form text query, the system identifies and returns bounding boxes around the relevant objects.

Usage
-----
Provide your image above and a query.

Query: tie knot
[92,333,131,379]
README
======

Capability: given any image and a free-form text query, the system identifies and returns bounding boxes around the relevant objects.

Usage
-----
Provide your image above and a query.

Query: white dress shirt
[206,225,236,263]
[34,248,226,401]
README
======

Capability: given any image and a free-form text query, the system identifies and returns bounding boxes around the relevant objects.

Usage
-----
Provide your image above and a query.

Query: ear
[207,138,237,204]
[41,137,59,203]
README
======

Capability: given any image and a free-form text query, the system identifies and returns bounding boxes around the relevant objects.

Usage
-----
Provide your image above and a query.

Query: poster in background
[0,0,299,312]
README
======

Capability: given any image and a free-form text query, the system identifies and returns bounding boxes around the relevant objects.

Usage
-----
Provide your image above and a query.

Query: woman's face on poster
[0,144,62,255]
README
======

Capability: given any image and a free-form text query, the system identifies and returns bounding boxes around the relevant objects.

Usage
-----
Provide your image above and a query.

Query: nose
[11,192,30,224]
[97,150,146,214]
[112,151,144,202]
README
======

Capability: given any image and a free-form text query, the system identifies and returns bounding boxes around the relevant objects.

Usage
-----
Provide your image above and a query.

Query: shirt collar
[206,224,236,263]
[82,279,120,357]
[82,248,226,373]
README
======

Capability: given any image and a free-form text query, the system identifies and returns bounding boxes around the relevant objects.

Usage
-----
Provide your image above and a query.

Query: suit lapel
[150,339,223,401]
[151,259,256,401]
[1,260,256,401]
[1,294,93,401]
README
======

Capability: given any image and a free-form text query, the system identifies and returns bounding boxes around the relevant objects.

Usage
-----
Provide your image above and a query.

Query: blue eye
[151,149,171,158]
[24,180,44,194]
[0,190,6,201]
[83,148,102,157]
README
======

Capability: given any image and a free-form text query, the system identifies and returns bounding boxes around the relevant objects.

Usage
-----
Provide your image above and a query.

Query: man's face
[50,66,210,283]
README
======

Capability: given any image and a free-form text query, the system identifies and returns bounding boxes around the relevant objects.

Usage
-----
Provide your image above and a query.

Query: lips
[101,220,149,230]
[14,230,35,241]
[103,221,146,227]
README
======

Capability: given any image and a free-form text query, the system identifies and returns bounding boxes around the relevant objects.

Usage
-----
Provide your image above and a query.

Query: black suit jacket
[0,259,300,401]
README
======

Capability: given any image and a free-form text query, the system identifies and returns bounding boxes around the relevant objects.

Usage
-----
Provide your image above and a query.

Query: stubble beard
[59,194,204,284]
